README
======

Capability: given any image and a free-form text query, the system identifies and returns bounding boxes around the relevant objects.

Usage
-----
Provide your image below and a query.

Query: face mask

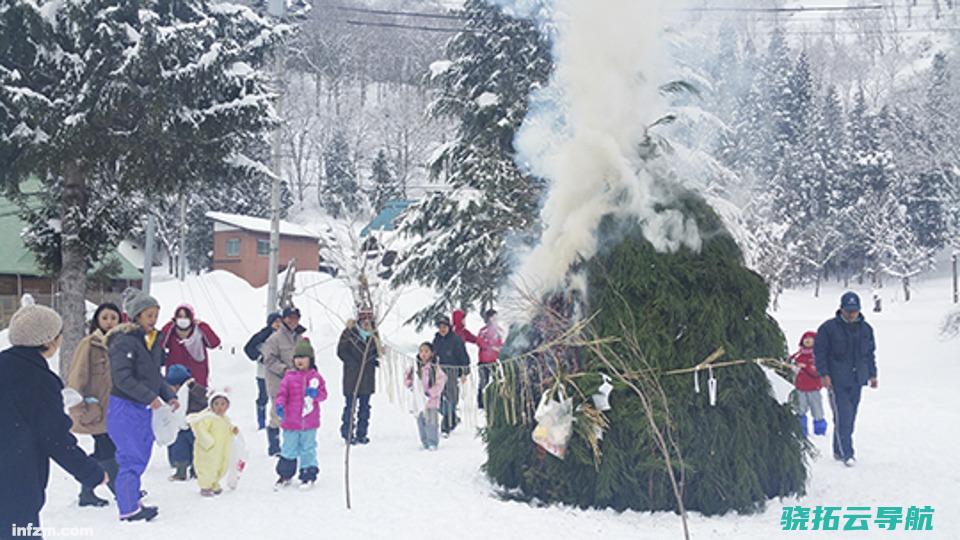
[176,318,192,330]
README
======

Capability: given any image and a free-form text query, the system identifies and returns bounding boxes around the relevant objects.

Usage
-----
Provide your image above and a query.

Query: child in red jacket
[790,331,826,437]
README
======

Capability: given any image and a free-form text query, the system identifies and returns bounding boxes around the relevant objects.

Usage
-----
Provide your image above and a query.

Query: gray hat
[8,304,63,347]
[126,290,160,320]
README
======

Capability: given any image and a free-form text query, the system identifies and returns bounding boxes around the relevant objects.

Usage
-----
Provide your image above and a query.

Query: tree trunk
[903,276,911,302]
[58,161,89,376]
[814,271,821,298]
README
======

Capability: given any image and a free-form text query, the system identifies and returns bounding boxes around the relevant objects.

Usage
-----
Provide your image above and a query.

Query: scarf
[358,327,372,341]
[179,326,207,363]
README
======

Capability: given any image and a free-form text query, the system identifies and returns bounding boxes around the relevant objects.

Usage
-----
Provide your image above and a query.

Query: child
[165,364,209,481]
[404,343,447,450]
[790,331,827,437]
[187,390,238,496]
[274,339,327,490]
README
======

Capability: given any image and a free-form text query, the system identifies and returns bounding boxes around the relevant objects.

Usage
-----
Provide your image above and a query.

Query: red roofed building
[207,212,320,287]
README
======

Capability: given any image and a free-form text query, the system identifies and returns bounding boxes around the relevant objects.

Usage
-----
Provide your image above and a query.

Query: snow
[27,271,960,538]
[475,91,500,108]
[206,211,320,239]
[429,60,453,78]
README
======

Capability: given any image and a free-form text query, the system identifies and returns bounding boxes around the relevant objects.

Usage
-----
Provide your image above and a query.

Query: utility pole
[179,193,188,280]
[143,214,156,294]
[952,252,958,304]
[266,0,285,315]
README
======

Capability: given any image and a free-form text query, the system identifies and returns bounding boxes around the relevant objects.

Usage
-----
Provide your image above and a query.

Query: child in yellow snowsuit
[188,390,238,496]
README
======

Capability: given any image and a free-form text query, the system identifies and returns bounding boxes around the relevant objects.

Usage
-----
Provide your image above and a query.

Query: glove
[373,360,381,368]
[305,387,318,398]
[276,405,284,421]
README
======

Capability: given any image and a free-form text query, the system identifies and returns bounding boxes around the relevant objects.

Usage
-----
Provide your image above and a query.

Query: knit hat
[126,290,160,320]
[281,306,301,319]
[8,304,63,347]
[208,388,230,407]
[435,315,451,328]
[293,338,315,359]
[840,291,861,312]
[266,312,282,326]
[165,364,192,386]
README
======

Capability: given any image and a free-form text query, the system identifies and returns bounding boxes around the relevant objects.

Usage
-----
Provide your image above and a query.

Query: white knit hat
[8,304,63,347]
[207,388,231,407]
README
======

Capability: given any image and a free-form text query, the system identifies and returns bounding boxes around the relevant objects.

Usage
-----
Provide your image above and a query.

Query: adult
[263,306,306,456]
[433,315,469,436]
[476,309,504,409]
[337,311,380,445]
[814,292,878,467]
[0,305,107,533]
[244,312,282,431]
[161,304,221,388]
[65,303,122,507]
[107,291,180,522]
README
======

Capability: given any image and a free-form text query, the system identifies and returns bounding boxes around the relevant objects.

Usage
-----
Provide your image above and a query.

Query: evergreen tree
[0,0,280,371]
[392,0,552,326]
[484,194,809,516]
[321,130,360,218]
[368,149,402,213]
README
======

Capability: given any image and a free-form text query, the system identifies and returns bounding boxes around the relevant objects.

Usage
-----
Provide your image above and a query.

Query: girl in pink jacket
[405,343,447,450]
[274,339,327,489]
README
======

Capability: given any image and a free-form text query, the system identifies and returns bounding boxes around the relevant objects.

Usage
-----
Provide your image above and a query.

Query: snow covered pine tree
[0,0,281,370]
[392,0,552,327]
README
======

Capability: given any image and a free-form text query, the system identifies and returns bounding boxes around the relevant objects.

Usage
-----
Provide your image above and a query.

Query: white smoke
[496,0,701,297]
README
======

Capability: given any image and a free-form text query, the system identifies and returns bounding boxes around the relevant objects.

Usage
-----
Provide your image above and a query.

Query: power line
[322,4,464,21]
[682,5,885,13]
[340,18,464,34]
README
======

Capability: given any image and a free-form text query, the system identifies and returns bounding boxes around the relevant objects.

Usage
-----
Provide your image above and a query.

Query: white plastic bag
[226,432,248,490]
[531,391,574,459]
[152,385,189,447]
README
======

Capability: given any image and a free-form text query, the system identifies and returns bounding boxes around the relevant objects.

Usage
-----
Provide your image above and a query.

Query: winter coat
[185,382,209,415]
[161,313,221,388]
[188,411,235,486]
[244,326,275,380]
[814,311,877,388]
[0,346,104,530]
[108,323,177,406]
[404,362,447,409]
[453,310,477,345]
[263,322,306,400]
[477,323,504,364]
[275,368,328,431]
[337,322,379,396]
[790,331,822,392]
[433,331,469,374]
[65,330,113,435]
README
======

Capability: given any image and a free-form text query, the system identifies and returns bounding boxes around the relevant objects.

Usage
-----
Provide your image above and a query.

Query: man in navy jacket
[814,292,879,466]
[0,305,106,534]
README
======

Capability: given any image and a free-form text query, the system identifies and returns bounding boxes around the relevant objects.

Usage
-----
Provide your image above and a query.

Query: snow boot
[78,485,109,507]
[274,478,292,491]
[200,489,216,497]
[299,466,319,484]
[276,456,297,482]
[267,427,281,456]
[122,506,158,522]
[813,419,828,436]
[797,414,808,437]
[169,462,189,481]
[843,457,857,468]
[351,436,370,445]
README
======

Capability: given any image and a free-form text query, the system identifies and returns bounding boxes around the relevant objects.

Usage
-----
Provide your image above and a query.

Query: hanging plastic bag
[531,390,574,459]
[226,432,248,490]
[152,384,189,447]
[591,374,613,411]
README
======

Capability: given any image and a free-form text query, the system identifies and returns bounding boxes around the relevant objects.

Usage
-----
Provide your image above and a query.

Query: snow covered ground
[27,271,960,539]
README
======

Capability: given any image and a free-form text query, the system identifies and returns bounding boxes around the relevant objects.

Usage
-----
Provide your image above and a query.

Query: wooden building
[207,212,321,287]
